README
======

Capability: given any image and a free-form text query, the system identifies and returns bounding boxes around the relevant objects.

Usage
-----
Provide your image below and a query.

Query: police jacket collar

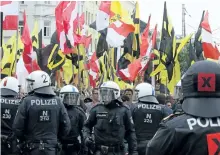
[139,96,159,104]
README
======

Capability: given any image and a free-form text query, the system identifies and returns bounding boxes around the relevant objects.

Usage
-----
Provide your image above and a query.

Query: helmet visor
[63,93,79,105]
[99,88,115,104]
[133,90,139,102]
[25,79,34,94]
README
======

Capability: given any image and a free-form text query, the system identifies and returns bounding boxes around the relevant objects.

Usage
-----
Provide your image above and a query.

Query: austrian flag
[106,20,135,47]
[0,1,19,30]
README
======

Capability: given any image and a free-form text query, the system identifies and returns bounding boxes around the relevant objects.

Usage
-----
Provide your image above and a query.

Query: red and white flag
[140,15,151,57]
[63,1,78,48]
[21,11,34,64]
[96,1,111,31]
[201,11,220,60]
[118,58,142,82]
[106,20,135,47]
[21,11,40,73]
[0,1,18,30]
[55,1,76,54]
[87,52,99,88]
[140,24,157,71]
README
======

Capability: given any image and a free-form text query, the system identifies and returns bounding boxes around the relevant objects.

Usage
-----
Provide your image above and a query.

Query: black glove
[85,137,94,147]
[85,137,95,153]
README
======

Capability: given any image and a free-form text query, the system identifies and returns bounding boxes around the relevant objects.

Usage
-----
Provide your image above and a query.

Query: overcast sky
[139,0,220,42]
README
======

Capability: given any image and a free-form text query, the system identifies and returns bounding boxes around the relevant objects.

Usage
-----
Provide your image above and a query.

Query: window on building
[96,1,98,5]
[88,12,90,24]
[85,11,88,25]
[19,21,24,34]
[20,1,24,4]
[44,21,51,37]
[44,1,50,4]
[81,3,83,14]
[95,39,97,50]
[91,14,93,23]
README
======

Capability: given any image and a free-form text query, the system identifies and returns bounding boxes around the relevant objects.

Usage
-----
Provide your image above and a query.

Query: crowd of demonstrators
[2,60,220,155]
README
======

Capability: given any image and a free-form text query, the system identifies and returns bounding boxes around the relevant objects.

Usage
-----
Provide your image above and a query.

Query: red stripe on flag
[109,21,135,37]
[3,15,18,30]
[0,1,12,6]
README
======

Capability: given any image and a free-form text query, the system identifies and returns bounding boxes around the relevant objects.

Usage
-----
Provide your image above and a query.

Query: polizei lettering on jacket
[0,98,19,105]
[137,104,161,110]
[187,117,220,130]
[31,99,58,106]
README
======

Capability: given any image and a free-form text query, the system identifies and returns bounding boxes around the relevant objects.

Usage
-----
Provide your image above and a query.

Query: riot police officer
[59,85,86,155]
[146,60,220,155]
[0,77,20,155]
[83,81,138,155]
[132,82,168,155]
[13,70,71,155]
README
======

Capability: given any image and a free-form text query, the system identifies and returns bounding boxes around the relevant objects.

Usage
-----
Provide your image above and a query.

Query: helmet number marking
[41,74,48,83]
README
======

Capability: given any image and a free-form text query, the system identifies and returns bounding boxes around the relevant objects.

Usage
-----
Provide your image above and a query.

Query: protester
[85,87,99,114]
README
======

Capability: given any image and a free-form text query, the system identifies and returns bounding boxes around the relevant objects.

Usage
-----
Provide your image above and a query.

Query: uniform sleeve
[12,99,27,141]
[79,109,87,141]
[124,108,138,154]
[59,101,71,138]
[146,123,175,155]
[82,108,97,139]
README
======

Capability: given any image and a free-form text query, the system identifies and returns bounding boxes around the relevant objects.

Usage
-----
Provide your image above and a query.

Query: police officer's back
[132,83,168,155]
[59,85,86,155]
[146,60,220,155]
[83,81,138,155]
[0,77,20,155]
[13,70,71,155]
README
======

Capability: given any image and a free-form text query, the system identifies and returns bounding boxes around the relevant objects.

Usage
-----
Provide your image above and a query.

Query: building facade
[3,1,135,53]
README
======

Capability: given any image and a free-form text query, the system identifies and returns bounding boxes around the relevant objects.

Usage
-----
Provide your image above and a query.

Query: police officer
[146,60,220,155]
[0,77,20,155]
[132,82,168,155]
[83,81,138,155]
[59,85,86,155]
[13,70,71,155]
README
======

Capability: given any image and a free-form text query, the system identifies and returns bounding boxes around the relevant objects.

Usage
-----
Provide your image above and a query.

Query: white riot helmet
[26,70,55,95]
[99,81,120,105]
[134,82,158,103]
[0,77,19,96]
[60,85,80,105]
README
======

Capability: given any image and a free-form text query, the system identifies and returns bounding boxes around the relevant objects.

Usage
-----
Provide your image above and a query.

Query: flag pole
[0,12,3,79]
[0,12,3,47]
[151,58,155,88]
[14,3,20,76]
[77,1,81,93]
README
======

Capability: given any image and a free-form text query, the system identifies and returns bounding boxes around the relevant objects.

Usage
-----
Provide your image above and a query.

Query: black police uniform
[146,114,220,155]
[1,96,20,155]
[83,101,138,155]
[132,97,168,155]
[13,92,71,155]
[61,105,86,155]
[146,60,220,155]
